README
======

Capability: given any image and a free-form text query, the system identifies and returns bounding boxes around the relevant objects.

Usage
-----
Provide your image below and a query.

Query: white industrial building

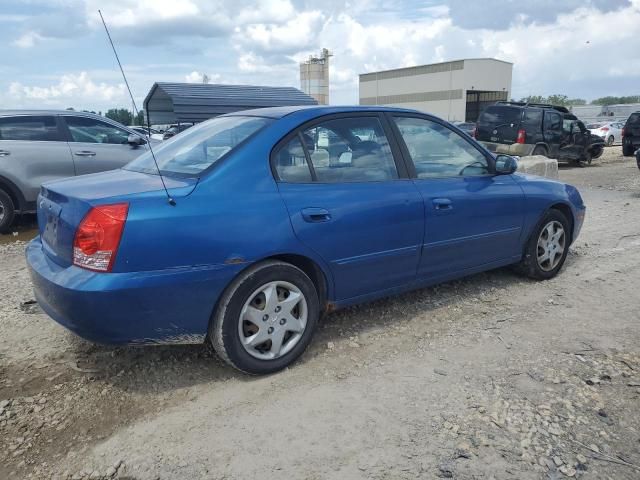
[300,49,331,105]
[359,58,513,122]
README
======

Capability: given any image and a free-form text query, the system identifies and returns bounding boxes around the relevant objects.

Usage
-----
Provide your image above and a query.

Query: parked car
[622,111,640,157]
[130,126,164,141]
[0,110,155,232]
[587,121,624,146]
[26,106,586,374]
[452,121,476,137]
[475,101,605,165]
[162,123,193,140]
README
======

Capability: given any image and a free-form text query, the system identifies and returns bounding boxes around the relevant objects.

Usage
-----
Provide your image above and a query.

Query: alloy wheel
[238,280,308,360]
[537,220,566,272]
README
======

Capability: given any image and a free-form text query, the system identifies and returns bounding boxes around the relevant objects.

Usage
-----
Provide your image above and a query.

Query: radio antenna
[98,9,176,206]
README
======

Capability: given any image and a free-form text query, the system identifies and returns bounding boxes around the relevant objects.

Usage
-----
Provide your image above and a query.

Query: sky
[1,0,640,113]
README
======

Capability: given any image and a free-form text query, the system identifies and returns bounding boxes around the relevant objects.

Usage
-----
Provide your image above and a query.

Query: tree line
[518,94,640,107]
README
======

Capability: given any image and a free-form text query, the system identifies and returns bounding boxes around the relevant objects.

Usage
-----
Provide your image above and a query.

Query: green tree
[592,95,640,105]
[519,95,546,104]
[134,110,145,126]
[104,108,133,126]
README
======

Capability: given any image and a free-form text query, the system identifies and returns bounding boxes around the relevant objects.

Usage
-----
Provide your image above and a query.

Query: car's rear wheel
[623,143,635,157]
[0,189,16,234]
[514,209,570,280]
[531,145,548,157]
[209,260,319,374]
[607,135,614,146]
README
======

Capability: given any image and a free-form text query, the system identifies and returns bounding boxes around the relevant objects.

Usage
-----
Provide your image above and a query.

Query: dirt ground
[1,147,639,480]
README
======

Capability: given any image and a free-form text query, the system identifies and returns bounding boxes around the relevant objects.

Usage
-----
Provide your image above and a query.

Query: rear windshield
[627,113,640,126]
[478,106,521,126]
[125,116,272,176]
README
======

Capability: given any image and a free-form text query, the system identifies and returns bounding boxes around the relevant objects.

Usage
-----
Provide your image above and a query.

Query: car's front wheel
[514,209,570,280]
[0,189,16,234]
[607,135,614,146]
[210,260,320,374]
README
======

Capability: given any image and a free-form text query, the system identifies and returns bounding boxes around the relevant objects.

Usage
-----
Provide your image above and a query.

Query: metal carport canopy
[143,82,318,125]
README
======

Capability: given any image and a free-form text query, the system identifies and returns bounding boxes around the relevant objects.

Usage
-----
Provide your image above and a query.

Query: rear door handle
[301,207,331,223]
[0,150,10,156]
[74,150,96,157]
[432,198,453,210]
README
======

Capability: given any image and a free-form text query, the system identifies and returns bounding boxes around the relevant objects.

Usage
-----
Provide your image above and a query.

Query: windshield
[478,106,521,126]
[125,116,272,176]
[628,113,640,126]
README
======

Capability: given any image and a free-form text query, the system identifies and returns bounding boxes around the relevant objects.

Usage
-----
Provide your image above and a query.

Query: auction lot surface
[1,150,639,480]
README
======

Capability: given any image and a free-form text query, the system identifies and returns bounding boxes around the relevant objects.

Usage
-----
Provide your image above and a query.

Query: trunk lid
[37,169,197,266]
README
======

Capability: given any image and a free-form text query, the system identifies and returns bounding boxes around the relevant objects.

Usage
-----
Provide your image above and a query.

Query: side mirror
[127,134,146,147]
[495,154,518,175]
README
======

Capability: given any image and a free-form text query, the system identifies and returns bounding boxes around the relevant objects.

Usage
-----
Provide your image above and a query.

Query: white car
[587,121,624,146]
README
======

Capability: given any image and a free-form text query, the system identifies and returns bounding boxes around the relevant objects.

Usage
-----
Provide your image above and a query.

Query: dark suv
[475,101,605,165]
[622,111,640,157]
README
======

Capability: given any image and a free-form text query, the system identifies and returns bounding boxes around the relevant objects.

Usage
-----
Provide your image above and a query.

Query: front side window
[126,115,272,176]
[393,116,490,178]
[301,116,398,182]
[0,116,59,141]
[65,116,132,144]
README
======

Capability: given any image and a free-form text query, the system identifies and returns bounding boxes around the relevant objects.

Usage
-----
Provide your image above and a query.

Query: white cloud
[12,31,44,48]
[184,71,222,83]
[7,72,127,108]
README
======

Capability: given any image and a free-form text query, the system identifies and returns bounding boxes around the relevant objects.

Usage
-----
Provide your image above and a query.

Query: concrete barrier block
[515,155,559,179]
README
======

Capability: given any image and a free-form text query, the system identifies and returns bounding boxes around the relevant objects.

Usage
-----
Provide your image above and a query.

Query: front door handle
[301,207,331,223]
[74,151,96,157]
[0,150,10,156]
[432,198,453,210]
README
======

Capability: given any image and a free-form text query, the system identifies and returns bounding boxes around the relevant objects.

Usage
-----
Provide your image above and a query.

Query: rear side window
[274,136,313,183]
[301,117,398,183]
[544,112,562,130]
[627,113,640,126]
[523,109,542,129]
[64,116,131,145]
[0,116,59,141]
[478,106,521,126]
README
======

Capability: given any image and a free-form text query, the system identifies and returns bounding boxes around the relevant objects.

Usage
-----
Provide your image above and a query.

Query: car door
[273,114,424,301]
[543,111,564,157]
[61,115,148,175]
[388,114,525,280]
[0,115,74,206]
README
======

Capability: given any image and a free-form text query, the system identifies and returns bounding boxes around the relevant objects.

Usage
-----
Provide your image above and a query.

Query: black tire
[514,209,571,280]
[0,189,16,234]
[623,144,635,157]
[209,260,320,375]
[606,135,614,146]
[531,145,548,157]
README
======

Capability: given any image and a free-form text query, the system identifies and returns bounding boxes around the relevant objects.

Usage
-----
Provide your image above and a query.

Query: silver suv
[0,110,153,232]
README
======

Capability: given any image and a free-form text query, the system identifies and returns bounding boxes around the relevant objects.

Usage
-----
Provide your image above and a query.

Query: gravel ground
[1,149,639,480]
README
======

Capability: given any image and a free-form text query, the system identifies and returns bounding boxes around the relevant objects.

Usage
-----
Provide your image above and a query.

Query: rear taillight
[601,127,609,131]
[73,203,128,272]
[472,127,478,139]
[516,129,526,144]
[622,127,626,138]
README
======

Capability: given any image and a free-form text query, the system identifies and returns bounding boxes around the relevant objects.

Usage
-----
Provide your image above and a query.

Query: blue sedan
[26,106,585,374]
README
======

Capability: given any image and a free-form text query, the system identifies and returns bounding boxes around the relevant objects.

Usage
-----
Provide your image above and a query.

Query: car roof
[222,105,423,119]
[0,109,108,118]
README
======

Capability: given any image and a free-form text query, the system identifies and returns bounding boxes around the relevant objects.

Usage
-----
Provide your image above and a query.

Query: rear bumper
[480,142,534,156]
[26,237,244,345]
